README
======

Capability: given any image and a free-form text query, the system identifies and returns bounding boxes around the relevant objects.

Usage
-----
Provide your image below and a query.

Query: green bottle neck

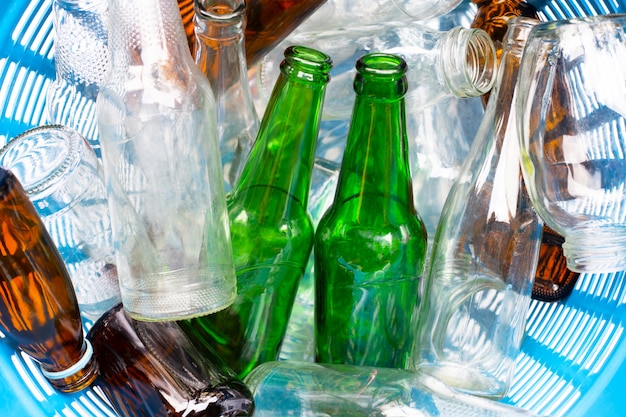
[231,46,330,208]
[334,57,415,209]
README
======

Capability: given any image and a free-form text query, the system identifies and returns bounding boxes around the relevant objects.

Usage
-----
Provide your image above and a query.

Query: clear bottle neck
[437,26,498,98]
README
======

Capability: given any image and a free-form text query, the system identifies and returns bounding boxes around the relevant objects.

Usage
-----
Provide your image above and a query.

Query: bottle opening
[356,53,408,77]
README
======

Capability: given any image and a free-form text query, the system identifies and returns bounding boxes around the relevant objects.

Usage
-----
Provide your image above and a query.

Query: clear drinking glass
[0,125,121,320]
[517,14,626,274]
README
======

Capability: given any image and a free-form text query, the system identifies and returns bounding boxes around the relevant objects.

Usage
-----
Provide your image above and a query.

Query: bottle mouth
[439,27,497,98]
[40,339,95,381]
[194,0,245,22]
[280,45,333,83]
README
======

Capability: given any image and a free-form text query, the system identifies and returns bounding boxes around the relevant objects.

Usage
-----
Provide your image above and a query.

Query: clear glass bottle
[46,0,110,158]
[314,53,428,369]
[88,303,255,417]
[179,45,332,378]
[0,167,98,393]
[256,23,496,121]
[194,0,260,192]
[414,18,542,399]
[244,361,542,417]
[96,0,237,321]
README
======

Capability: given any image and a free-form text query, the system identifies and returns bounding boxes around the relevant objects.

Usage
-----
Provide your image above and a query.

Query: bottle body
[46,0,109,157]
[180,46,332,378]
[96,0,237,321]
[0,168,98,393]
[415,18,542,399]
[88,303,255,417]
[194,0,260,191]
[315,53,428,369]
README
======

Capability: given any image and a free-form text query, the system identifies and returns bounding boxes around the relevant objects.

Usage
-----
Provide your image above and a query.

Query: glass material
[194,0,260,192]
[278,157,340,362]
[296,0,464,34]
[179,46,332,378]
[88,303,255,417]
[415,18,542,399]
[96,0,237,321]
[0,167,98,393]
[244,361,542,417]
[46,0,109,158]
[315,53,428,369]
[0,125,121,320]
[256,23,497,120]
[517,14,626,274]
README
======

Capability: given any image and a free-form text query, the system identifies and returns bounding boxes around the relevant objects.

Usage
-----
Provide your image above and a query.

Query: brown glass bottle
[180,0,326,65]
[88,303,255,417]
[0,167,98,393]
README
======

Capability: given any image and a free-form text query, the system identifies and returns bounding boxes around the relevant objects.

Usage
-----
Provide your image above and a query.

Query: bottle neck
[194,0,255,105]
[335,55,414,208]
[232,46,331,208]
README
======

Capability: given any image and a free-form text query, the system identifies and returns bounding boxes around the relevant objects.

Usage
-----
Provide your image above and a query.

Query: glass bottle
[194,0,260,192]
[470,1,579,301]
[255,23,496,121]
[46,0,110,158]
[314,53,428,369]
[88,303,255,417]
[0,167,98,393]
[244,361,542,417]
[96,0,237,321]
[414,18,542,399]
[179,45,332,378]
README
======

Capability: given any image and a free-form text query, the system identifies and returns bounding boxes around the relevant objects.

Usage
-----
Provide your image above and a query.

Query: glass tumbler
[517,14,626,273]
[0,125,121,320]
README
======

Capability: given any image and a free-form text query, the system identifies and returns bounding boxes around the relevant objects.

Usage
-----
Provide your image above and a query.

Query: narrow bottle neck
[233,47,331,207]
[194,0,251,96]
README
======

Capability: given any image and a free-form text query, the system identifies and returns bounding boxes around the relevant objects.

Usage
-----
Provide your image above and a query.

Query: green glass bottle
[314,53,428,369]
[179,45,332,378]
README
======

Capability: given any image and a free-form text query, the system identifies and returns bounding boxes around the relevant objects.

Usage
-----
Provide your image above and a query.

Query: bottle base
[121,266,237,321]
[417,361,509,400]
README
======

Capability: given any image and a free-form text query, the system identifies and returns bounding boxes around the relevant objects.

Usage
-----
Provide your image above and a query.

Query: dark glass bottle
[179,45,332,378]
[471,0,580,302]
[314,53,428,369]
[88,303,255,417]
[0,167,98,393]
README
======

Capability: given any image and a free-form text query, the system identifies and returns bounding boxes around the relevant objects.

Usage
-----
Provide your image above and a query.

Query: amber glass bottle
[0,168,98,393]
[88,303,255,417]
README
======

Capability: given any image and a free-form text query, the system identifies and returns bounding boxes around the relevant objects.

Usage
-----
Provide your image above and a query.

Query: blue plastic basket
[1,0,626,416]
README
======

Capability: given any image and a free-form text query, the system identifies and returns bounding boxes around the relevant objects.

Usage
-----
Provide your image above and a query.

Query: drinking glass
[517,14,626,273]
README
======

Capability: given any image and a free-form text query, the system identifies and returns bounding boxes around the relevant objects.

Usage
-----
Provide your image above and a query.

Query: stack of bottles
[1,0,607,415]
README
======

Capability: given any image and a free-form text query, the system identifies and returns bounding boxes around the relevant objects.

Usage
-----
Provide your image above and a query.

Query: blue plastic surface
[1,1,626,416]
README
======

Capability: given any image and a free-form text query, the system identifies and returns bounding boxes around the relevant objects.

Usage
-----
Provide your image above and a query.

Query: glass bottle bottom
[121,265,237,321]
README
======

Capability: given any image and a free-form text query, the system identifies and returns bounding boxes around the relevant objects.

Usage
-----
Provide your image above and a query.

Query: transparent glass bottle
[415,18,542,399]
[256,23,496,121]
[46,0,110,158]
[244,361,542,417]
[0,167,98,393]
[88,303,255,417]
[179,46,332,378]
[314,53,428,369]
[96,0,237,321]
[194,0,260,192]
